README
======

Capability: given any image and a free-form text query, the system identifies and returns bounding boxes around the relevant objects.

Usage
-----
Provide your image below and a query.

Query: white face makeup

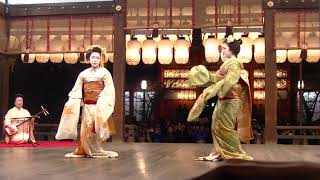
[221,43,233,59]
[89,52,101,68]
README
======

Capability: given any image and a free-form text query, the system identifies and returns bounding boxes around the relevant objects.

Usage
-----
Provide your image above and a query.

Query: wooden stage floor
[0,143,319,180]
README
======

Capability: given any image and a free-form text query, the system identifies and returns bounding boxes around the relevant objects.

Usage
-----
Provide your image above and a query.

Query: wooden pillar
[263,1,277,144]
[0,56,10,125]
[113,0,126,141]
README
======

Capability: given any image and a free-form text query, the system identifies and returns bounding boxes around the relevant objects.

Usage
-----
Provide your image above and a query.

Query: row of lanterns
[203,35,320,64]
[126,36,190,65]
[253,69,288,78]
[177,90,197,100]
[163,79,194,89]
[126,32,260,65]
[163,69,189,78]
[21,52,114,64]
[277,49,320,63]
[253,79,287,89]
[12,34,114,64]
[18,33,319,64]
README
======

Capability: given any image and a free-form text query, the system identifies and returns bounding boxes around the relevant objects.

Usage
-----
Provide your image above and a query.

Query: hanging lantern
[126,37,141,65]
[29,35,41,52]
[50,54,64,63]
[36,54,50,63]
[217,33,226,40]
[248,32,260,40]
[237,37,253,63]
[307,49,320,63]
[276,50,287,63]
[158,37,173,65]
[142,37,157,64]
[71,35,83,52]
[233,32,243,40]
[64,53,79,64]
[34,36,47,52]
[63,36,82,64]
[35,36,49,63]
[287,50,302,63]
[135,35,147,43]
[238,37,253,63]
[203,35,220,63]
[174,37,190,64]
[49,36,65,63]
[254,37,265,64]
[21,54,36,63]
[167,34,178,42]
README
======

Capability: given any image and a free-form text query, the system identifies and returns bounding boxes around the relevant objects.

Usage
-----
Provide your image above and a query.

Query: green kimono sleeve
[187,80,224,122]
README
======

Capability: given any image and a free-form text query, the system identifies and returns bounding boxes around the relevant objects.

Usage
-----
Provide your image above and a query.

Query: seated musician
[3,93,36,144]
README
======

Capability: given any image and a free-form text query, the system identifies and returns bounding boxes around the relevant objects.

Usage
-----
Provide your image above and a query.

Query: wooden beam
[264,0,277,144]
[0,55,12,123]
[266,0,319,9]
[7,1,114,17]
[112,0,126,141]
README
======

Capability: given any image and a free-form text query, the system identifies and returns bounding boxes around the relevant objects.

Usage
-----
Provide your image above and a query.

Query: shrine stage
[0,143,320,180]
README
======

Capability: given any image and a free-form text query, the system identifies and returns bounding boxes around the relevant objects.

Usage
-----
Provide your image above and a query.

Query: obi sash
[83,78,104,104]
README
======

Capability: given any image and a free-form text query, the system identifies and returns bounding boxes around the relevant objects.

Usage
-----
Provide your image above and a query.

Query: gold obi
[219,82,243,100]
[83,78,104,104]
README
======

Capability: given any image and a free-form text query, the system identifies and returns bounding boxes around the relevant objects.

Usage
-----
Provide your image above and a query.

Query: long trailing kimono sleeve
[187,81,224,122]
[55,74,83,140]
[95,70,116,141]
[187,65,225,122]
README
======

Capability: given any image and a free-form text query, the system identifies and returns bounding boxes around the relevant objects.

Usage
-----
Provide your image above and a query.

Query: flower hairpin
[226,35,235,43]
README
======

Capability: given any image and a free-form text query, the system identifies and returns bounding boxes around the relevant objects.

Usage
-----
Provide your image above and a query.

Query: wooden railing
[277,126,320,144]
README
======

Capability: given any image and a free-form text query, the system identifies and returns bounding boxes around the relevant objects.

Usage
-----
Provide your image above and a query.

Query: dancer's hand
[216,70,225,79]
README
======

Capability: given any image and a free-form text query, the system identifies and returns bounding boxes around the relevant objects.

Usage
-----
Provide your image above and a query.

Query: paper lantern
[158,37,173,65]
[142,38,157,64]
[306,49,320,63]
[49,36,65,63]
[248,32,260,40]
[203,36,220,63]
[254,37,265,64]
[287,50,302,63]
[126,38,141,65]
[174,37,190,64]
[34,36,47,52]
[217,33,226,40]
[238,40,253,63]
[233,32,243,40]
[50,54,64,63]
[276,50,287,63]
[35,54,50,63]
[64,53,79,64]
[21,54,35,63]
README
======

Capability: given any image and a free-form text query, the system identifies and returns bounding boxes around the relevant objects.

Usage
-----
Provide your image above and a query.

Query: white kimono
[56,67,117,158]
[4,107,32,144]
